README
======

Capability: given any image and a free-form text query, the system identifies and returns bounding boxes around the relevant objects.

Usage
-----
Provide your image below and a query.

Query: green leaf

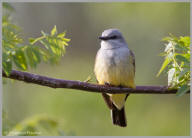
[176,85,190,96]
[175,55,189,64]
[61,38,70,42]
[3,53,12,76]
[26,47,36,68]
[51,25,57,36]
[84,75,92,82]
[178,68,189,80]
[179,36,190,47]
[39,39,50,50]
[183,53,190,60]
[175,44,188,52]
[60,40,69,46]
[156,56,172,77]
[32,47,41,63]
[162,36,172,42]
[28,38,35,44]
[30,36,45,45]
[25,46,42,68]
[38,49,50,62]
[13,50,28,70]
[57,32,65,38]
[158,52,167,56]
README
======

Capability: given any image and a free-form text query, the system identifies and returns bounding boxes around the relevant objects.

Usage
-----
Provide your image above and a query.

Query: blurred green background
[3,2,190,136]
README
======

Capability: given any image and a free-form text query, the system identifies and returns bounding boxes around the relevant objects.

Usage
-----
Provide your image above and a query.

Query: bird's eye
[110,35,118,39]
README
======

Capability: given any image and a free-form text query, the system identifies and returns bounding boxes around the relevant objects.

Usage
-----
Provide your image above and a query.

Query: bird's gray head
[99,28,128,49]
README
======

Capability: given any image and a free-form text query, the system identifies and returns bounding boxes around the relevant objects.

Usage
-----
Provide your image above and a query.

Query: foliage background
[3,2,190,136]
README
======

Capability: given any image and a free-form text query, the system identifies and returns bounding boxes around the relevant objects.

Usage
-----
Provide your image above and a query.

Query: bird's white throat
[101,40,128,50]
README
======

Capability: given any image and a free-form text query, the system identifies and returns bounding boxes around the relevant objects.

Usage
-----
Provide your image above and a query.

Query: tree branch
[2,70,190,94]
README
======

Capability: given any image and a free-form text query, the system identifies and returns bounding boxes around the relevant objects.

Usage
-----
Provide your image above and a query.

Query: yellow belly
[94,57,135,88]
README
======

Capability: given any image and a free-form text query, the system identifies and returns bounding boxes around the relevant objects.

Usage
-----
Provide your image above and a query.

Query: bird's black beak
[99,36,109,40]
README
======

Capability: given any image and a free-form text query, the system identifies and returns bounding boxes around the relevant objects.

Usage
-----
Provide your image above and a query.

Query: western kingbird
[94,29,135,127]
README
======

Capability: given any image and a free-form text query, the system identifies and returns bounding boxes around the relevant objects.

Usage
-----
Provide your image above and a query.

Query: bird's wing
[102,93,113,109]
[130,50,135,75]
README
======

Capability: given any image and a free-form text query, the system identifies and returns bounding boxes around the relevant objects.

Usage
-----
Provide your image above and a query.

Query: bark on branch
[2,70,190,94]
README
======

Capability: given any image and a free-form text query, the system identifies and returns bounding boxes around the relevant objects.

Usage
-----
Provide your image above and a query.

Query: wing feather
[130,50,135,75]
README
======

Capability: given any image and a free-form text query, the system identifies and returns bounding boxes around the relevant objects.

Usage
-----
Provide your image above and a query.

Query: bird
[94,28,135,127]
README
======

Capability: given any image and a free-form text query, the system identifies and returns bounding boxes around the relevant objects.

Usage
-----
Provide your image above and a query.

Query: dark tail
[111,106,127,127]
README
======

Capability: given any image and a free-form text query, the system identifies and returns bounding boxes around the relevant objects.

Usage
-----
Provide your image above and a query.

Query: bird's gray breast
[103,47,129,68]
